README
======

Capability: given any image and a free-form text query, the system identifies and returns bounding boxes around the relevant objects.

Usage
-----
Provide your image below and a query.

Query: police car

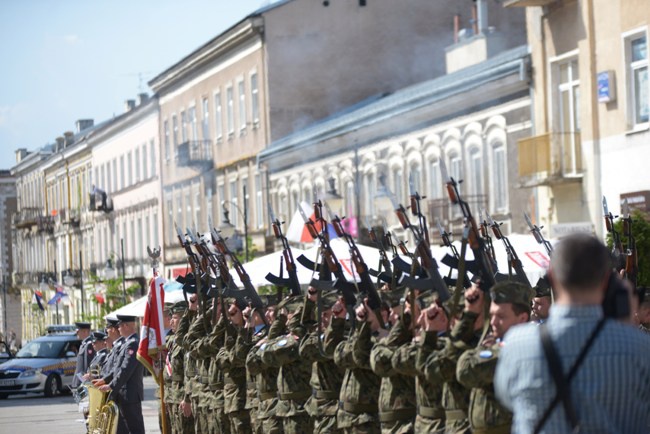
[0,333,80,398]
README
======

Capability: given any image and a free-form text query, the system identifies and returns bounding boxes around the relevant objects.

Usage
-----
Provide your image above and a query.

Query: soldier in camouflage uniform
[240,303,268,434]
[247,305,282,434]
[370,292,417,434]
[299,290,344,434]
[183,297,211,433]
[176,296,197,434]
[456,282,533,434]
[220,298,252,433]
[393,295,446,434]
[417,285,485,434]
[326,297,384,434]
[261,294,315,434]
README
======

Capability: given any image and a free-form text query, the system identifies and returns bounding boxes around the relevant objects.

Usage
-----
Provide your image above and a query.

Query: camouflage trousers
[260,415,283,434]
[314,414,342,434]
[380,419,414,434]
[172,408,195,434]
[414,415,445,434]
[445,417,471,434]
[227,409,251,434]
[206,406,230,434]
[250,407,262,434]
[281,413,314,434]
[343,421,381,434]
[191,400,209,434]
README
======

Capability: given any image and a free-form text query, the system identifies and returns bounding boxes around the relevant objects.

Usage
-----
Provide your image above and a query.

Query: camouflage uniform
[393,331,445,434]
[260,302,314,434]
[370,318,416,434]
[328,317,381,434]
[177,309,197,434]
[183,312,210,433]
[162,331,176,434]
[218,321,251,433]
[299,326,344,434]
[246,323,281,434]
[417,311,482,434]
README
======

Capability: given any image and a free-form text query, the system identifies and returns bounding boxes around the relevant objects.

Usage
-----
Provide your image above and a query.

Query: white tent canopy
[105,286,187,318]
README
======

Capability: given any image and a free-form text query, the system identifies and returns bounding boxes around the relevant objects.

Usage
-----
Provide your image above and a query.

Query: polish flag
[136,275,165,384]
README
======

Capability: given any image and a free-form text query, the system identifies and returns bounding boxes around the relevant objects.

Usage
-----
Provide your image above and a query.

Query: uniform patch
[128,349,134,355]
[88,349,93,354]
[277,339,288,347]
[260,343,267,351]
[479,350,493,359]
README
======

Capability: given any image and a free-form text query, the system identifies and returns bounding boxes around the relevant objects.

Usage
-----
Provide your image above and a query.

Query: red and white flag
[136,275,165,384]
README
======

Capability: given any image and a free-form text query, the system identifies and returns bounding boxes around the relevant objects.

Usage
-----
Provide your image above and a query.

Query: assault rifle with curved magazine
[265,206,302,296]
[485,210,531,287]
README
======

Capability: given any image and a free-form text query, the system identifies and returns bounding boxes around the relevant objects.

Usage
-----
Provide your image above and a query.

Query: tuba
[85,384,119,434]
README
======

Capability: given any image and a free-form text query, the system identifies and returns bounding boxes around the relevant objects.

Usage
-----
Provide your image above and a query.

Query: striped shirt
[494,304,650,434]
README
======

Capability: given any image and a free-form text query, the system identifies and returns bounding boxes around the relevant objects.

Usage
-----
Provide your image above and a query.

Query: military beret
[163,302,175,313]
[75,321,91,329]
[321,290,339,308]
[226,297,247,311]
[277,295,304,313]
[533,275,552,298]
[380,287,404,308]
[490,281,535,310]
[91,331,108,342]
[105,316,119,328]
[261,294,279,308]
[116,314,137,324]
[171,300,189,314]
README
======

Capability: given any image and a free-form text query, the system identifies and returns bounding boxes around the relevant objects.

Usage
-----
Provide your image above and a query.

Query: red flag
[136,276,165,383]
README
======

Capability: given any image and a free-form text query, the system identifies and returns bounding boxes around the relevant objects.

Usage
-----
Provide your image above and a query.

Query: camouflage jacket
[162,332,177,405]
[246,323,279,420]
[183,311,210,406]
[242,324,268,411]
[194,316,226,409]
[457,340,512,431]
[299,326,344,418]
[331,318,381,429]
[217,322,250,414]
[393,330,445,423]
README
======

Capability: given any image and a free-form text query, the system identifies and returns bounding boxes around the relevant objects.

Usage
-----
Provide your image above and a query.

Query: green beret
[321,290,339,308]
[163,302,175,313]
[277,295,304,313]
[171,300,188,314]
[490,281,535,310]
[533,275,552,298]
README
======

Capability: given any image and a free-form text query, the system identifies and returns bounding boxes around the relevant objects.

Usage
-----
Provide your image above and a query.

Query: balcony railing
[13,207,42,229]
[177,140,213,165]
[518,132,583,187]
[427,194,488,230]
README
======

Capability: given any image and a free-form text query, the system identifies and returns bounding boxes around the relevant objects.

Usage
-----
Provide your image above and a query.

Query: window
[194,187,201,229]
[291,190,299,218]
[137,217,143,264]
[185,192,192,229]
[493,143,507,211]
[450,153,462,184]
[100,165,105,191]
[238,80,247,132]
[150,140,156,177]
[346,181,355,216]
[176,196,183,229]
[153,212,159,249]
[202,97,210,141]
[142,144,148,179]
[130,220,136,258]
[189,106,198,141]
[226,86,234,135]
[180,111,187,144]
[112,159,117,192]
[163,120,170,161]
[172,115,179,148]
[251,72,260,125]
[206,185,213,229]
[428,158,442,199]
[255,174,263,229]
[145,215,150,251]
[365,173,375,216]
[393,168,403,203]
[135,148,140,183]
[218,184,226,223]
[556,58,580,133]
[127,151,133,187]
[469,148,483,196]
[105,163,111,194]
[626,32,649,127]
[120,156,125,190]
[409,163,421,195]
[166,197,173,244]
[230,181,239,224]
[214,92,223,140]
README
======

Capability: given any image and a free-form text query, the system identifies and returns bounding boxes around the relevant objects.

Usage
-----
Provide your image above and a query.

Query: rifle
[295,201,333,281]
[603,196,626,271]
[437,221,471,289]
[394,191,450,302]
[211,228,267,324]
[478,209,498,266]
[524,212,553,256]
[265,206,302,296]
[485,210,531,287]
[621,199,638,287]
[330,214,383,311]
[441,163,496,292]
[185,228,216,331]
[366,221,395,285]
[175,224,207,316]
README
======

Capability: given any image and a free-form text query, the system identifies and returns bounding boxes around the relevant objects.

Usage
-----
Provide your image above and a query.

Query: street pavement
[0,375,161,434]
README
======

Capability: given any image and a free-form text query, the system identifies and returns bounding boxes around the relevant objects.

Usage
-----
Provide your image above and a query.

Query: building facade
[506,0,650,236]
[0,171,18,343]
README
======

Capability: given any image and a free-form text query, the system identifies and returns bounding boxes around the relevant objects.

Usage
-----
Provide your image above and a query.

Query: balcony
[13,207,42,229]
[427,194,488,238]
[177,140,213,166]
[518,132,583,187]
[36,215,55,233]
[503,0,557,6]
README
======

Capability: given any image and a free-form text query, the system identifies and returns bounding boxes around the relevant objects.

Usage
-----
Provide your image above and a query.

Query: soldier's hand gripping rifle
[524,212,553,256]
[485,211,531,287]
[186,228,219,330]
[603,196,626,272]
[366,221,396,285]
[296,201,333,281]
[442,164,496,292]
[437,221,471,289]
[175,224,208,319]
[478,209,498,266]
[265,206,302,296]
[331,215,383,313]
[394,192,450,302]
[621,199,638,288]
[211,229,267,325]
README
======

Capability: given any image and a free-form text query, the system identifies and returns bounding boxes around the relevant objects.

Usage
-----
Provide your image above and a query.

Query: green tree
[605,210,650,287]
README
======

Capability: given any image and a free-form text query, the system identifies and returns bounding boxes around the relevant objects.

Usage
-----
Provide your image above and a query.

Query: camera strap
[533,317,607,434]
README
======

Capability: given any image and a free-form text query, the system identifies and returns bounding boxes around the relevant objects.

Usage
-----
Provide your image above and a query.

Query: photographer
[494,233,650,434]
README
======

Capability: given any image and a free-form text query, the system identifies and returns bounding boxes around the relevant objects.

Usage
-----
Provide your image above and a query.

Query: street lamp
[104,238,127,304]
[221,186,249,262]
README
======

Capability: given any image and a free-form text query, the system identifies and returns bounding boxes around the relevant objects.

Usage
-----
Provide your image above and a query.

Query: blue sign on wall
[597,71,616,103]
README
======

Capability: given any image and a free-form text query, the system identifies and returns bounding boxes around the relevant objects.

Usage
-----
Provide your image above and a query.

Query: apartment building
[0,171,18,342]
[505,0,650,236]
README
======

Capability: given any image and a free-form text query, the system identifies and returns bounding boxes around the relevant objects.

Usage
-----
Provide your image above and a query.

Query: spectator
[494,233,650,433]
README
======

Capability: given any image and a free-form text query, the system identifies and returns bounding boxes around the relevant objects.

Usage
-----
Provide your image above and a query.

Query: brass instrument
[85,384,119,434]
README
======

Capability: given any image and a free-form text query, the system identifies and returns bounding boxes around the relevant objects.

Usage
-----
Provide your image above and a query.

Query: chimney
[125,99,136,112]
[55,137,65,152]
[15,148,28,163]
[75,119,94,133]
[137,93,149,106]
[63,131,74,147]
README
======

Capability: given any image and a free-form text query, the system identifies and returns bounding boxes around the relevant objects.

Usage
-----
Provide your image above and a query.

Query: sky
[0,0,270,171]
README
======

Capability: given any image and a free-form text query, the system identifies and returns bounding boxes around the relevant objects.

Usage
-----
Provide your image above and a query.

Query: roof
[258,45,530,162]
